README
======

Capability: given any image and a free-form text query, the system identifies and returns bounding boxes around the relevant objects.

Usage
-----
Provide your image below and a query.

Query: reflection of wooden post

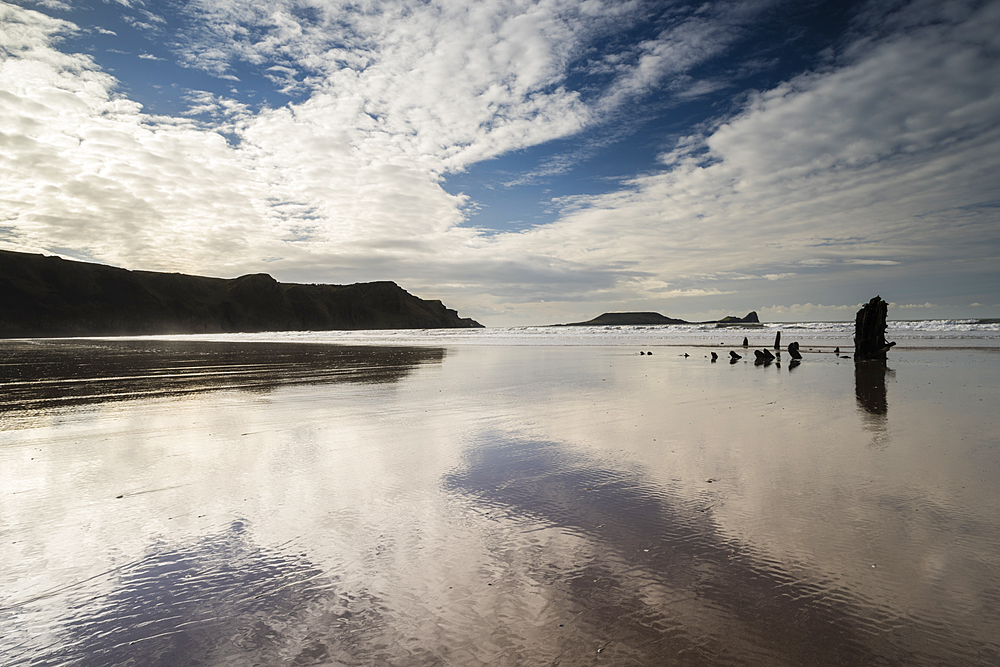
[855,361,888,415]
[854,296,896,361]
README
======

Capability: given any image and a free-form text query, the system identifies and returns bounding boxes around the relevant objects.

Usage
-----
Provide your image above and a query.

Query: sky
[1,0,998,326]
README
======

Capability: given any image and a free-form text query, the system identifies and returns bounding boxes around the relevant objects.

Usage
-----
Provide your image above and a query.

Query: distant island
[0,250,482,337]
[558,311,760,326]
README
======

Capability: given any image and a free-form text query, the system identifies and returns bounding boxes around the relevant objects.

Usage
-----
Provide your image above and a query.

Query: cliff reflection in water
[0,339,445,413]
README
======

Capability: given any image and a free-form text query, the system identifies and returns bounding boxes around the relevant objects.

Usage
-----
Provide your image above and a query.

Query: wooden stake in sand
[854,296,896,361]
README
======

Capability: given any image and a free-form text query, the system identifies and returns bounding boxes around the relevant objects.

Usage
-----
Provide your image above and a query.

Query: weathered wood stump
[854,296,896,361]
[787,342,802,359]
[774,331,781,349]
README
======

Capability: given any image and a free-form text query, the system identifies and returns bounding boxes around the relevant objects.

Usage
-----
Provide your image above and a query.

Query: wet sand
[1,339,999,665]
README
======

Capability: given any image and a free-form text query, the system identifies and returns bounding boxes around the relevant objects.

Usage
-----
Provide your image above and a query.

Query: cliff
[0,250,482,337]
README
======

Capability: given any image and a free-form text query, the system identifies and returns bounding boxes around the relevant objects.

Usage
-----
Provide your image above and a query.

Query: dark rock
[0,249,482,337]
[729,350,742,360]
[854,296,896,361]
[717,311,759,324]
[755,349,775,366]
[562,310,761,326]
[561,312,688,326]
[742,337,749,347]
[787,342,802,359]
[711,352,718,362]
[834,346,840,355]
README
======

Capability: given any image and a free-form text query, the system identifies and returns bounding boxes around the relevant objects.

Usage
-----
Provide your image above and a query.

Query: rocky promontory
[0,250,482,337]
[715,311,760,324]
[558,311,759,326]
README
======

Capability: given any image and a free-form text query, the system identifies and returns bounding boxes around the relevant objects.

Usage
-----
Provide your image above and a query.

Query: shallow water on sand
[1,338,999,666]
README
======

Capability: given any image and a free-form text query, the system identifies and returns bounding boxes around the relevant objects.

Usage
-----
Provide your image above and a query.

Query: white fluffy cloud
[1,0,999,324]
[484,0,1000,321]
[0,19,262,271]
[1,2,753,276]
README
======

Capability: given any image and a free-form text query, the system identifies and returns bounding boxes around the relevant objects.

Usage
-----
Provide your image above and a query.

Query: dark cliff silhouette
[0,250,482,337]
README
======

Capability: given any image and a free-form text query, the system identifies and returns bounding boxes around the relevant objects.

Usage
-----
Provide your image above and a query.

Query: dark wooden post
[854,296,896,361]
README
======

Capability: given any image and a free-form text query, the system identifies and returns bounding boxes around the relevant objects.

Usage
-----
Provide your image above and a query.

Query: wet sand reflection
[855,360,890,417]
[5,520,388,667]
[855,360,893,449]
[445,437,894,666]
[3,342,999,666]
[0,339,445,414]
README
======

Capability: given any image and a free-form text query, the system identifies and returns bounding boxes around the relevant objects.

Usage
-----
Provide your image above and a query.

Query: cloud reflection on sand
[444,432,912,665]
[5,520,357,666]
[2,340,999,665]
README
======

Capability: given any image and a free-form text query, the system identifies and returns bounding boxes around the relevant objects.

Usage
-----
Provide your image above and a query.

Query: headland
[0,249,481,337]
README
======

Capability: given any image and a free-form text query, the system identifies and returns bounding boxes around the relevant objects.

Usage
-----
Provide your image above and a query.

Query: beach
[2,328,999,665]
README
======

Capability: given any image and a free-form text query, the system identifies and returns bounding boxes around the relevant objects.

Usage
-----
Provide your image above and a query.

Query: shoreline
[3,321,998,351]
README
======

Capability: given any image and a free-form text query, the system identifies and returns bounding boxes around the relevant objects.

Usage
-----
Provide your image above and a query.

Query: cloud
[760,302,861,318]
[3,0,767,291]
[0,3,268,272]
[29,0,71,10]
[181,89,252,123]
[484,0,1000,318]
[1,0,998,325]
[893,302,937,309]
[171,0,772,173]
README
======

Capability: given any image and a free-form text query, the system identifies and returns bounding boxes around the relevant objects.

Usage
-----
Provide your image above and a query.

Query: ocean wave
[107,318,1000,349]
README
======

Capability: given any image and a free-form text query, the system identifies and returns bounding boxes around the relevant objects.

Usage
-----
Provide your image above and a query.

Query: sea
[102,318,1000,347]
